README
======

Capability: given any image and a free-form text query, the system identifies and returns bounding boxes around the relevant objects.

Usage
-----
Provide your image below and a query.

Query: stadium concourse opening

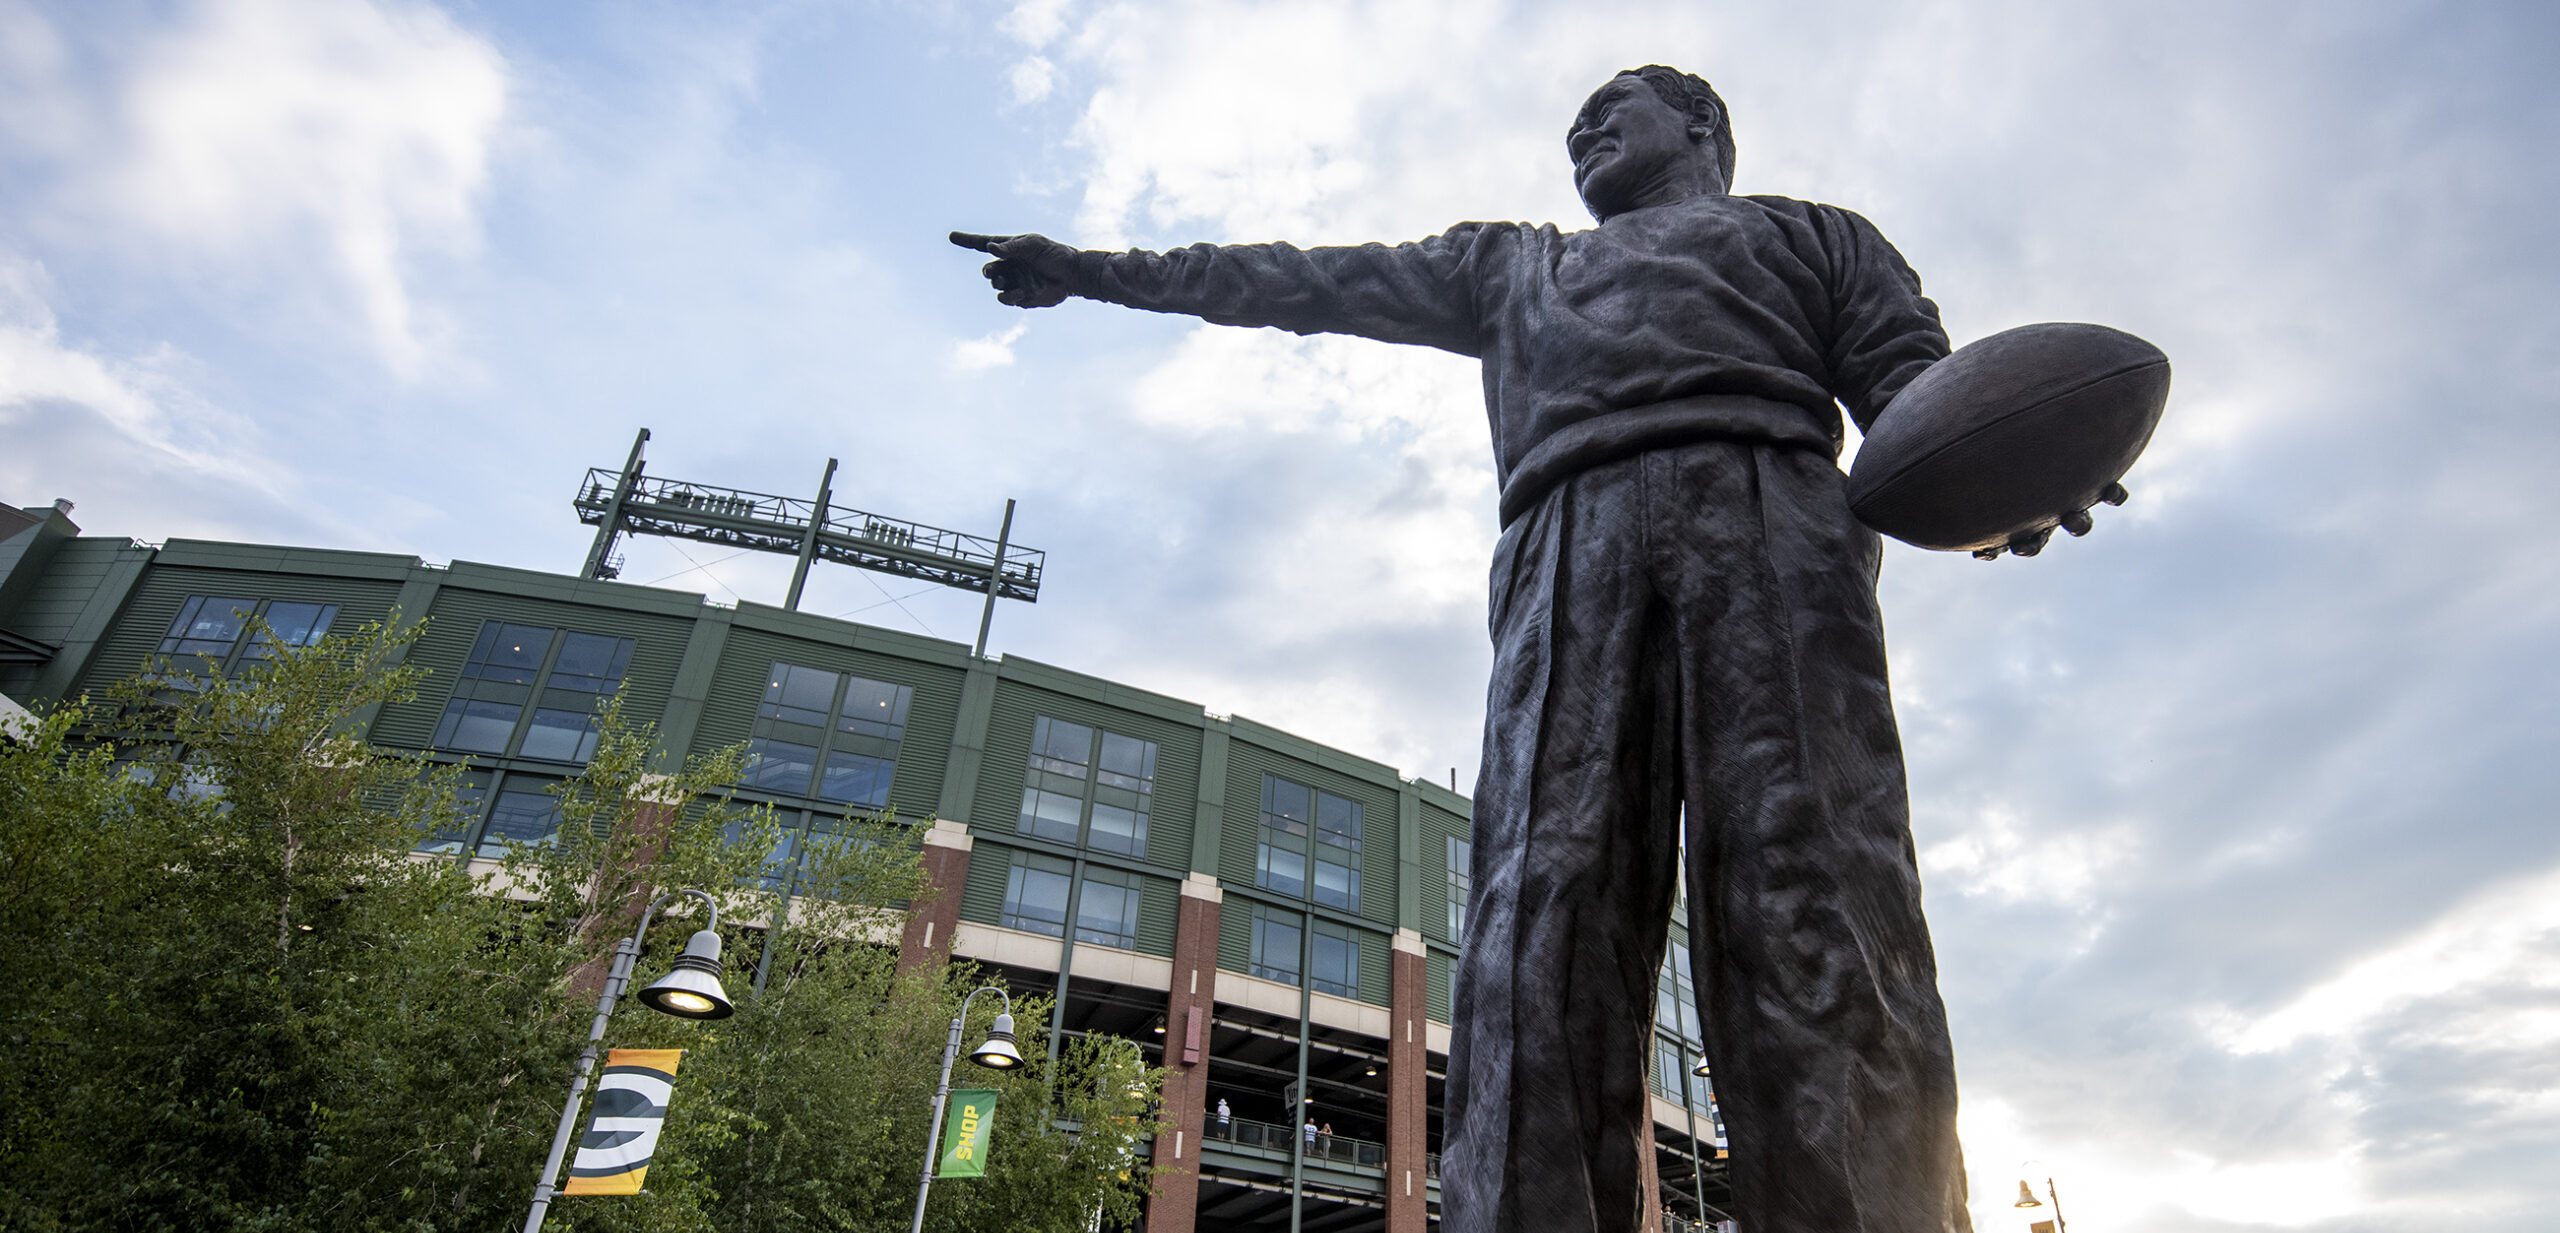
[0,489,1735,1233]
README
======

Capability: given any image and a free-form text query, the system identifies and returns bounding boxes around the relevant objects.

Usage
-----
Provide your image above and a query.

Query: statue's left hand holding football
[951,231,1076,308]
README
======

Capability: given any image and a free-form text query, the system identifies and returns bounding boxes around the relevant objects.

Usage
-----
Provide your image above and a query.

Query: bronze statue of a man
[959,65,1970,1233]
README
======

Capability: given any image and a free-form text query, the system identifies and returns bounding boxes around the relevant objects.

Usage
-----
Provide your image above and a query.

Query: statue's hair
[1573,65,1735,190]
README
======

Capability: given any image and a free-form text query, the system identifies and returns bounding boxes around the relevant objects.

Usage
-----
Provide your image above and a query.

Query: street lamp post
[910,986,1025,1233]
[2014,1163,2067,1232]
[522,888,736,1233]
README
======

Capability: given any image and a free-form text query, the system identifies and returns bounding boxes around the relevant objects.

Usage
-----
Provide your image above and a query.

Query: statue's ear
[1688,100,1722,143]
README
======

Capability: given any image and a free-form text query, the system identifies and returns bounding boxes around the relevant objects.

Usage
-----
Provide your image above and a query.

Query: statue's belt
[1497,394,1834,528]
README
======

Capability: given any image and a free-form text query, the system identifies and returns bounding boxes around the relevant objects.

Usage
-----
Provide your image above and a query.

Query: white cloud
[31,0,508,378]
[2215,862,2560,1057]
[951,320,1030,370]
[0,253,300,537]
[1007,53,1058,104]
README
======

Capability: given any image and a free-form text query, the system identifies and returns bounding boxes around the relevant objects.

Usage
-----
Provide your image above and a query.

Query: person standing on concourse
[957,65,1971,1233]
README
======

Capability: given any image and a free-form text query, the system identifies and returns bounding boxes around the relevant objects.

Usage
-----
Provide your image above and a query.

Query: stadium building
[0,489,1733,1233]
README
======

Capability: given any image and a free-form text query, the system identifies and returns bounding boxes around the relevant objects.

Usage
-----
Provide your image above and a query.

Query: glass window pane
[838,677,912,739]
[760,662,838,726]
[744,738,818,795]
[244,602,338,658]
[1311,928,1357,997]
[477,788,559,856]
[1257,844,1305,897]
[1251,913,1301,984]
[1262,776,1310,829]
[161,595,256,658]
[1312,858,1359,913]
[1446,837,1471,938]
[463,623,554,684]
[818,750,893,808]
[1019,787,1084,843]
[726,812,801,889]
[1075,880,1138,948]
[1098,732,1154,783]
[1316,792,1361,850]
[1002,865,1071,936]
[418,776,489,855]
[520,709,599,763]
[435,699,521,753]
[1035,716,1094,765]
[1086,802,1145,856]
[550,633,633,693]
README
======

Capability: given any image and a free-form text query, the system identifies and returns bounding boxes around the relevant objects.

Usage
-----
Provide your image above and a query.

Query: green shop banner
[936,1090,1001,1178]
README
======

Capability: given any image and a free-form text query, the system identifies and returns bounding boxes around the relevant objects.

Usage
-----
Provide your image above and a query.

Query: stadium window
[418,771,563,859]
[1658,943,1703,1042]
[740,661,913,808]
[1446,836,1471,938]
[1016,717,1157,856]
[1250,906,1303,985]
[1257,774,1361,913]
[1074,869,1141,949]
[1309,921,1358,997]
[431,621,633,765]
[1001,852,1074,937]
[157,595,340,671]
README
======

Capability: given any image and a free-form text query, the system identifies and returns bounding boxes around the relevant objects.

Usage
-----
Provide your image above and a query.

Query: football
[1847,322,2171,558]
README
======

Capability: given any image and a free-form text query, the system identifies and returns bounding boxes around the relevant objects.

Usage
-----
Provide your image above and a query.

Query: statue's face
[1569,75,1712,220]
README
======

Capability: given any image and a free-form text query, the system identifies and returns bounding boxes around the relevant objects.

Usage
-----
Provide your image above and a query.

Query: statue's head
[1569,66,1733,222]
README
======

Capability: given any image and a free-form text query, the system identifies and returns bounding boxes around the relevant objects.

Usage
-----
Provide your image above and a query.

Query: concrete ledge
[1180,872,1223,902]
[1070,941,1174,991]
[952,920,1064,971]
[923,817,973,851]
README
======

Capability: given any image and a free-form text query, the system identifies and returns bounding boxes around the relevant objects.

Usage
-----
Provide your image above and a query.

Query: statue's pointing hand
[951,231,1076,309]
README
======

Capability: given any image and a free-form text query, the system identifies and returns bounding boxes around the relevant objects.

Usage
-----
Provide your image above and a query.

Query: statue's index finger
[949,231,1013,253]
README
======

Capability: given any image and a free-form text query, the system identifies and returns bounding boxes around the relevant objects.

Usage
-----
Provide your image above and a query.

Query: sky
[3,1,2556,1229]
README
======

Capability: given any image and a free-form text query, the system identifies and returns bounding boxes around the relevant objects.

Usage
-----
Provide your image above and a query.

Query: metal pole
[1049,856,1085,1063]
[2048,1175,2067,1233]
[523,889,718,1233]
[581,427,650,580]
[972,499,1015,659]
[785,458,838,611]
[752,811,819,998]
[911,987,1009,1233]
[1289,918,1312,1233]
[1681,1048,1708,1227]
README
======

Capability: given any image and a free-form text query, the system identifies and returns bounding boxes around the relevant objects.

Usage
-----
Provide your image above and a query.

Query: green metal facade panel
[1427,951,1453,1024]
[1355,928,1389,1006]
[367,586,698,750]
[958,840,1012,926]
[72,562,405,700]
[1134,874,1179,957]
[691,626,967,823]
[1220,738,1400,928]
[3,536,123,644]
[1218,898,1252,974]
[1417,801,1472,946]
[978,680,1201,872]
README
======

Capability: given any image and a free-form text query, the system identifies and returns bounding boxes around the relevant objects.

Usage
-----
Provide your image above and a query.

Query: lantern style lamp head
[2014,1180,2044,1208]
[1691,1057,1712,1079]
[637,927,735,1020]
[970,1012,1025,1069]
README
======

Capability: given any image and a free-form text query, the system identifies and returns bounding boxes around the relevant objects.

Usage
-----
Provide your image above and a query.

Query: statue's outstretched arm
[952,232,1079,309]
[951,228,1493,357]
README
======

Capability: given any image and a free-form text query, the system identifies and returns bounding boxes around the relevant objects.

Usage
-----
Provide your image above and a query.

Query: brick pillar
[1387,929,1429,1233]
[898,818,973,972]
[570,778,684,999]
[1639,1112,1664,1233]
[1143,874,1223,1233]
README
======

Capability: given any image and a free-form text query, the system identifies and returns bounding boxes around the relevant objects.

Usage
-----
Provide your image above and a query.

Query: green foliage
[0,619,1161,1232]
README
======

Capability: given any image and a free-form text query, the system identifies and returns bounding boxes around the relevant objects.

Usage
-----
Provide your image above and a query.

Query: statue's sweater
[1068,193,1951,526]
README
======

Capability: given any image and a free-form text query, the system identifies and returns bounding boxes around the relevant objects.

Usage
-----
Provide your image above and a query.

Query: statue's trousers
[1443,440,1972,1233]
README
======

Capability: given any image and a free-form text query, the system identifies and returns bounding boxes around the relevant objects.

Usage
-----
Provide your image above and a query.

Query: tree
[0,617,1160,1233]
